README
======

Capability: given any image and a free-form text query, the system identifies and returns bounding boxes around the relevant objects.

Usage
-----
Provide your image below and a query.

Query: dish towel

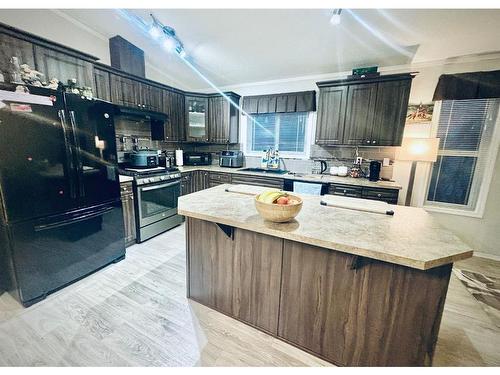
[293,181,322,196]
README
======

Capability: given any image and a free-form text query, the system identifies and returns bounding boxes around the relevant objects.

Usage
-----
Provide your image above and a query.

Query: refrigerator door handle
[58,109,77,200]
[34,206,115,232]
[68,110,85,198]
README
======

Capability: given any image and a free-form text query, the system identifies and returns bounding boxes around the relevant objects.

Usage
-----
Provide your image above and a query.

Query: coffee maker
[369,160,382,181]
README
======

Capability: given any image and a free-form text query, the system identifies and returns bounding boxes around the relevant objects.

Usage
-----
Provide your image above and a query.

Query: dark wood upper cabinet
[371,79,411,146]
[140,83,162,112]
[208,93,240,144]
[316,73,413,147]
[110,73,141,107]
[93,67,111,101]
[315,86,348,145]
[162,89,186,142]
[343,83,378,145]
[34,45,94,89]
[0,33,35,76]
[185,95,209,142]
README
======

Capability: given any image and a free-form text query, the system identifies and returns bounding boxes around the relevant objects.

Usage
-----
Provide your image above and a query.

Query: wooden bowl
[254,194,303,223]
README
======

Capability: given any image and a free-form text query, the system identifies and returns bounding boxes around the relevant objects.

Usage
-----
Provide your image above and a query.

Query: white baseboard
[473,251,500,262]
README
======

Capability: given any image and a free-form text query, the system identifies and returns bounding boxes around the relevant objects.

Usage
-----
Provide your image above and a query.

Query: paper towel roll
[175,149,183,166]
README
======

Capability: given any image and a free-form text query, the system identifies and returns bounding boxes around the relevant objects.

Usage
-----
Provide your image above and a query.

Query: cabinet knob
[372,140,377,144]
[137,104,141,107]
[366,140,370,144]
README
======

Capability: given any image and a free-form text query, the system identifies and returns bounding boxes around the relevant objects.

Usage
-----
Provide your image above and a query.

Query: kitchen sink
[239,167,290,175]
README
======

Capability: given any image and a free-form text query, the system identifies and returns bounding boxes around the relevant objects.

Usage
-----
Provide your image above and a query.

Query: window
[245,112,310,157]
[425,98,500,215]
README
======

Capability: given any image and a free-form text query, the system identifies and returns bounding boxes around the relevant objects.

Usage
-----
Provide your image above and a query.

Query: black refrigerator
[0,84,125,307]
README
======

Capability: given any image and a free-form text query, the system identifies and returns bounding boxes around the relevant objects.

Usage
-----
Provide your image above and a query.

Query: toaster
[219,151,244,168]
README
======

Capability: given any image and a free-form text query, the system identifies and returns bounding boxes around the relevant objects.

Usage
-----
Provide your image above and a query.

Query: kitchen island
[178,184,473,366]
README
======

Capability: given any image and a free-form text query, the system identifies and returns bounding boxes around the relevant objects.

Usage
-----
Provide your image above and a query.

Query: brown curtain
[242,91,316,114]
[433,70,500,101]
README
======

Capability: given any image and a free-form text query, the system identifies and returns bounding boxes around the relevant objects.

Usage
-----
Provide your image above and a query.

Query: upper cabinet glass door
[186,96,208,141]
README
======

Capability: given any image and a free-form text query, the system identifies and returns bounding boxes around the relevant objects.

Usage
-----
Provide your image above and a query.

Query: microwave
[183,152,212,166]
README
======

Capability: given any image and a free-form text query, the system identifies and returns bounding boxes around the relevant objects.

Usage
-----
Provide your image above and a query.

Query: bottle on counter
[261,149,268,169]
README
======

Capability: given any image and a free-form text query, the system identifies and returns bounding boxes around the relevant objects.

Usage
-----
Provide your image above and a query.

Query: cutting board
[320,194,394,215]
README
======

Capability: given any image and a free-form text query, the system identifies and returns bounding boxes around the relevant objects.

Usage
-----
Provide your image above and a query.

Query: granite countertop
[177,165,402,190]
[178,184,473,270]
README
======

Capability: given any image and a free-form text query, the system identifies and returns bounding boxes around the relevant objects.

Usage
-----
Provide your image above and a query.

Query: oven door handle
[139,180,180,192]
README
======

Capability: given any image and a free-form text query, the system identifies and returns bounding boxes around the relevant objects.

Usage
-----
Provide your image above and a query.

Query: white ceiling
[60,9,500,90]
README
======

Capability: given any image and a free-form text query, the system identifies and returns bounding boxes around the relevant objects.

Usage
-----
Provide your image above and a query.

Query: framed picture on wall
[406,103,434,124]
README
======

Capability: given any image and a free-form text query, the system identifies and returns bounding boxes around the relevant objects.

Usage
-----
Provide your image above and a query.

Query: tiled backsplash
[202,144,396,178]
[114,119,395,179]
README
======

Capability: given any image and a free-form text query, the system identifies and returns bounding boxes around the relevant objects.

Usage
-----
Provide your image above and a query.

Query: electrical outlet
[383,158,390,167]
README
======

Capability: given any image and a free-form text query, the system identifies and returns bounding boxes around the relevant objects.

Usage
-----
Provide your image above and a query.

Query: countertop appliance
[122,167,183,242]
[183,152,212,166]
[219,150,244,168]
[159,150,175,168]
[0,84,125,307]
[369,160,382,181]
[127,149,160,168]
[313,159,328,174]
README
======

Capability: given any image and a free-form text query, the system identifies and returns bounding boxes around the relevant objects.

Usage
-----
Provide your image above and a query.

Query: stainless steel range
[123,167,183,242]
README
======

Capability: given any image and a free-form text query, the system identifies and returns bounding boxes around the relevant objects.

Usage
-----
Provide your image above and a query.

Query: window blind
[248,112,308,155]
[426,98,499,210]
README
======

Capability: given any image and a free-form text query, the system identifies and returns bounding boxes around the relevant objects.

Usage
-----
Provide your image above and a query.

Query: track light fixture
[150,13,186,57]
[330,9,342,25]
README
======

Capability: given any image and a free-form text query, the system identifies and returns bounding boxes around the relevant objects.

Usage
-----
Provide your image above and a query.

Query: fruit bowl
[254,192,303,223]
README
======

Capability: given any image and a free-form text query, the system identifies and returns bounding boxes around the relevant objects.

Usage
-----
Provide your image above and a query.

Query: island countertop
[178,184,473,270]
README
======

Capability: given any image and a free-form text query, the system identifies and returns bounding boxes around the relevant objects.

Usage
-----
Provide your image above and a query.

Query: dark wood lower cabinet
[187,218,283,333]
[278,240,451,366]
[120,182,136,247]
[186,217,452,366]
[231,174,284,189]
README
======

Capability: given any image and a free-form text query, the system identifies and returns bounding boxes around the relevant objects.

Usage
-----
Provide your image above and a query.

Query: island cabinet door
[277,240,452,366]
[186,218,283,334]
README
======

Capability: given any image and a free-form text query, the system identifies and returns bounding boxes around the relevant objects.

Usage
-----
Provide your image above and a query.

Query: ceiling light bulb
[162,37,176,52]
[330,9,342,25]
[149,25,162,39]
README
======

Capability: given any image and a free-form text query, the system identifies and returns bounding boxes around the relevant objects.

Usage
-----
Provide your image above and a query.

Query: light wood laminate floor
[0,224,499,366]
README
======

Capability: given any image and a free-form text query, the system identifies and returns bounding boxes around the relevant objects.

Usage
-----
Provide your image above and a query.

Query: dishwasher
[283,179,329,196]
